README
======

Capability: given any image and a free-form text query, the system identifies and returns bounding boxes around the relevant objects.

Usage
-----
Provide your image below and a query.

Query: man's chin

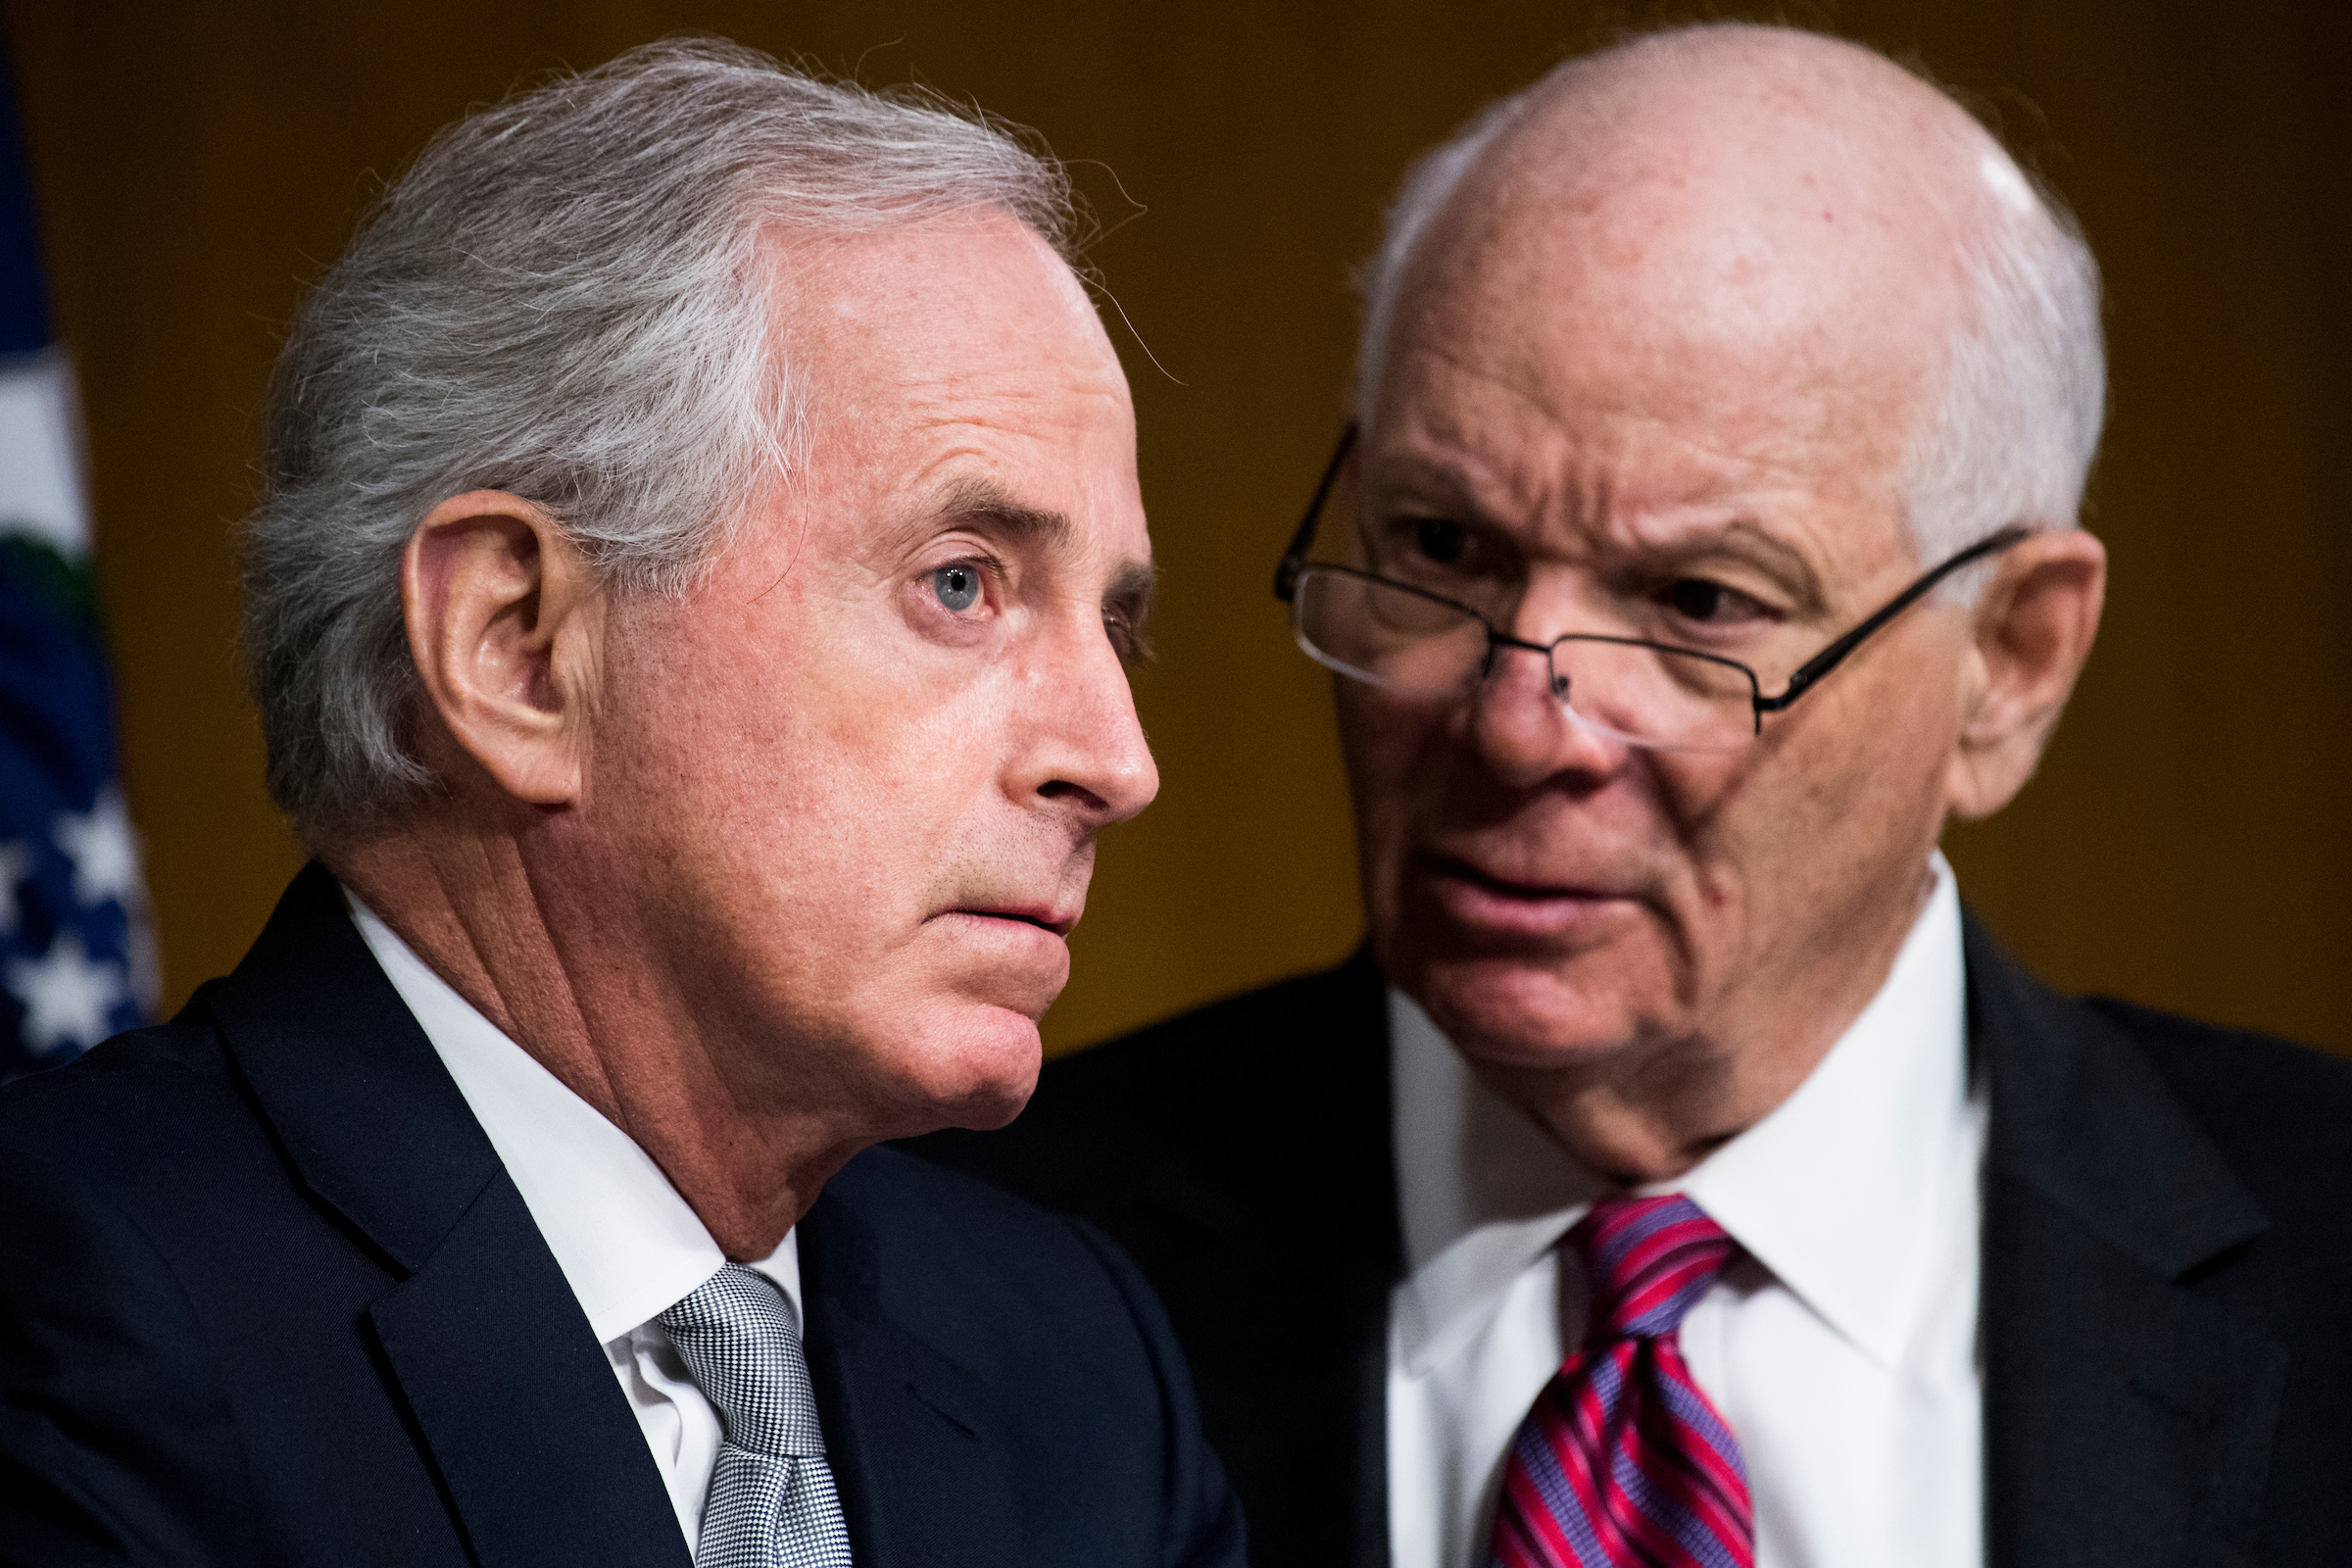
[877,1001,1046,1136]
[1404,952,1655,1069]
[942,1075,1036,1133]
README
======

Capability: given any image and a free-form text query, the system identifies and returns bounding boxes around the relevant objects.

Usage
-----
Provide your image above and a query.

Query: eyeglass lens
[1292,568,1759,751]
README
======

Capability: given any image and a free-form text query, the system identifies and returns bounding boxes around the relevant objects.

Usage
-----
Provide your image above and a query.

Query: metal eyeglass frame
[1272,423,2034,739]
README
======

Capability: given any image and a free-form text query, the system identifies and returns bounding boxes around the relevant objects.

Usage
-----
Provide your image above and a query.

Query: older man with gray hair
[922,22,2352,1568]
[0,40,1243,1568]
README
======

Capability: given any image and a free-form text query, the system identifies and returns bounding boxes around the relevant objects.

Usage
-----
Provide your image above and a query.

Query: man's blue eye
[932,564,980,612]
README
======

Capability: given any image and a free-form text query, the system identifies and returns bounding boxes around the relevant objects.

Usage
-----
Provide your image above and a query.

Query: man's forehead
[771,214,1123,404]
[1396,31,1995,366]
[755,212,1141,545]
[1373,47,2001,521]
[1369,375,1910,583]
[1370,267,1931,536]
[1433,147,1966,354]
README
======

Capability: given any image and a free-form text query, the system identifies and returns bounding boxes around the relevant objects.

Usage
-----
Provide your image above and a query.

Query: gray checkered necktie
[659,1264,854,1568]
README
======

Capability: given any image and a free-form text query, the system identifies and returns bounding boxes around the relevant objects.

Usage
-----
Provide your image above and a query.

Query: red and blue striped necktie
[1486,1194,1754,1568]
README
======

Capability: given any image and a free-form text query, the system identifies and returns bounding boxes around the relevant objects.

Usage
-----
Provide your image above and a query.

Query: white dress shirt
[349,893,788,1555]
[1387,856,1986,1568]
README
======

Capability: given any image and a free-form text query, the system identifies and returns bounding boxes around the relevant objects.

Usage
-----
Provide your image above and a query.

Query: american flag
[0,43,155,1081]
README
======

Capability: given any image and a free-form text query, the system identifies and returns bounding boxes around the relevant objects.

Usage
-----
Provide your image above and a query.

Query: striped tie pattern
[1486,1195,1752,1568]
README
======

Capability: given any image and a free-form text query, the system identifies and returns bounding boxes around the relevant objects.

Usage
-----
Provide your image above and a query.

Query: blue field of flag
[1,47,155,1080]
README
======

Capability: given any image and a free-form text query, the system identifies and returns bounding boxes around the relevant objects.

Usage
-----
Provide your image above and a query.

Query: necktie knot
[1569,1194,1737,1344]
[659,1264,827,1461]
[1488,1192,1753,1567]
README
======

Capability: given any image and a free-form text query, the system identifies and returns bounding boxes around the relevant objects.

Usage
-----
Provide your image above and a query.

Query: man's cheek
[1340,689,1434,804]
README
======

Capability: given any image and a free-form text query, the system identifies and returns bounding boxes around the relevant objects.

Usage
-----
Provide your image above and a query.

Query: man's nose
[1018,621,1159,826]
[1467,640,1628,790]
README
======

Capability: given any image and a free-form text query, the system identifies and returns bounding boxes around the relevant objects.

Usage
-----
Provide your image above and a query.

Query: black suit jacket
[914,919,2352,1567]
[0,865,1245,1568]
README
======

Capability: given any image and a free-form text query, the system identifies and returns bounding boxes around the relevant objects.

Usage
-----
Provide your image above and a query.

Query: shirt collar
[1674,857,1978,1369]
[1390,855,1977,1375]
[345,891,799,1345]
[1391,989,1603,1375]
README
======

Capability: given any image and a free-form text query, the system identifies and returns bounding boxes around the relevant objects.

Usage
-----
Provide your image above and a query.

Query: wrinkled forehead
[770,211,1129,423]
[724,211,1146,585]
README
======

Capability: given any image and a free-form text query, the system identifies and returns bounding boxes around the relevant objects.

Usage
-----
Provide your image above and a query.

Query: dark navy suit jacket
[0,865,1246,1568]
[916,922,2352,1568]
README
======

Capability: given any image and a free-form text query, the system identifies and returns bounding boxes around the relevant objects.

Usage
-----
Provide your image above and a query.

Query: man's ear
[1945,528,2107,820]
[403,491,606,808]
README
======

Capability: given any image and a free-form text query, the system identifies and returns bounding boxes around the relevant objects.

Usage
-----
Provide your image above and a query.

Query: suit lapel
[212,865,688,1568]
[209,863,502,1274]
[1340,963,1401,1568]
[1972,916,2282,1568]
[368,1175,693,1568]
[1137,949,1400,1568]
[796,1182,1025,1568]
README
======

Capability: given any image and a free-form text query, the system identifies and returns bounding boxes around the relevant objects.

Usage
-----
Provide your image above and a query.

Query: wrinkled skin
[1344,29,2106,1180]
[342,210,1158,1257]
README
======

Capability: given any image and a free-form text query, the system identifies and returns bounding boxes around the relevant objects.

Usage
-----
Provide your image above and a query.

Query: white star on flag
[0,841,27,936]
[54,785,144,909]
[4,930,126,1058]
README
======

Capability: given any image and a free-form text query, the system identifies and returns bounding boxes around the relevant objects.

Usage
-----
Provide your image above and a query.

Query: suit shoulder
[2082,996,2352,1189]
[1020,949,1385,1136]
[903,952,1389,1224]
[0,1004,319,1306]
[810,1152,1245,1568]
[0,1015,240,1162]
[2083,994,2352,1104]
[816,1147,1154,1359]
[830,1142,1102,1258]
[1077,950,1381,1068]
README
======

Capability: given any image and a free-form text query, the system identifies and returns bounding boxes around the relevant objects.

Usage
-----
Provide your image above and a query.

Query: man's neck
[330,823,854,1259]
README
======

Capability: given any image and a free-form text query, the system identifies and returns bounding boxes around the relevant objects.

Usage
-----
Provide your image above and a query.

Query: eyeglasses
[1272,424,2032,752]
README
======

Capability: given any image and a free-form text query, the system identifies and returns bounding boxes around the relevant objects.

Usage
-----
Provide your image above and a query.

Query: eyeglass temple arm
[1751,524,2034,718]
[1274,424,1361,601]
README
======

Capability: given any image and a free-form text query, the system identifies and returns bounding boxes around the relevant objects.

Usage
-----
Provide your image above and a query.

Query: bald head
[1360,24,2104,561]
[1324,24,2112,1182]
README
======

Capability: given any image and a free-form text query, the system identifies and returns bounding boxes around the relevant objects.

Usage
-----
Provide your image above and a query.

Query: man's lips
[1419,857,1638,937]
[934,906,1077,939]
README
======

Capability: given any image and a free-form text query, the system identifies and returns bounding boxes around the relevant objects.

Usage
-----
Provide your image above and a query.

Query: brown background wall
[4,0,2347,1055]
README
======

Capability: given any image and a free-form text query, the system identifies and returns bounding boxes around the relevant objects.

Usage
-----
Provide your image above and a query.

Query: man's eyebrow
[1710,519,1829,611]
[930,476,1073,551]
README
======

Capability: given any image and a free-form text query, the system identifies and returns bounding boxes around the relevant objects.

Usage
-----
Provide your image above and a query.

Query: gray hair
[244,38,1077,842]
[1354,26,2107,575]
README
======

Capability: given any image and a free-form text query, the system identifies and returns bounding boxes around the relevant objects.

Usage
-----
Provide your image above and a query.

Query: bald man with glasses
[919,22,2352,1568]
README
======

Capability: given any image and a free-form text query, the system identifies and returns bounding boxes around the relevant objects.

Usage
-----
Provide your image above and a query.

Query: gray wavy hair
[1355,25,2106,573]
[243,38,1076,842]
